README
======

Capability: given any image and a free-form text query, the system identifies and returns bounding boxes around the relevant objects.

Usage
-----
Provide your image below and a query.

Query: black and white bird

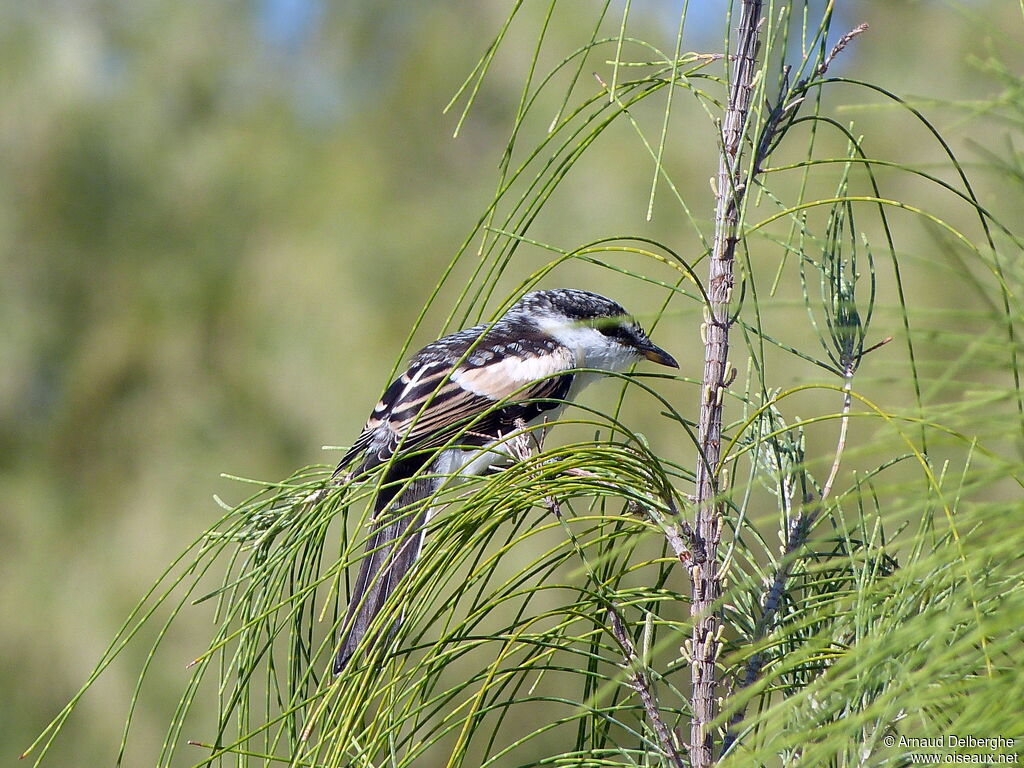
[332,288,677,673]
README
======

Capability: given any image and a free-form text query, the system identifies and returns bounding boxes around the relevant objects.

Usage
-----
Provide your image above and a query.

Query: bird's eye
[595,319,634,343]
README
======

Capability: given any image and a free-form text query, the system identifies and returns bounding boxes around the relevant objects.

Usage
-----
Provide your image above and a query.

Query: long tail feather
[333,472,435,674]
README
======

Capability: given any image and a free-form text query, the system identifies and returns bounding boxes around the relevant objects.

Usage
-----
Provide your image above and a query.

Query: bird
[331,288,678,673]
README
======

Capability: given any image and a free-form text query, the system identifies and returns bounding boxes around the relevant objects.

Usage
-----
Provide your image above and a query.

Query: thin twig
[753,23,869,175]
[545,493,685,766]
[511,427,686,767]
[820,373,854,501]
[632,498,694,566]
[816,23,869,78]
[636,486,700,556]
[608,608,687,768]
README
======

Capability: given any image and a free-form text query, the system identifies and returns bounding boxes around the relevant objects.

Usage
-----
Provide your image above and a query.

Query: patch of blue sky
[628,0,859,76]
[256,0,323,50]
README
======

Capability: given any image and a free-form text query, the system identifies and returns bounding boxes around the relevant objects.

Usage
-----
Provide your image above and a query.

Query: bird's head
[512,289,679,372]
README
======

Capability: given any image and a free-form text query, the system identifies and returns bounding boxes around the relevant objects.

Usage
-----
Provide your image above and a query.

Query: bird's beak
[637,339,679,368]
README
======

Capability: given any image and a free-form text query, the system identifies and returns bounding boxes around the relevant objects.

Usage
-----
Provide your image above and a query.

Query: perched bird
[332,288,678,673]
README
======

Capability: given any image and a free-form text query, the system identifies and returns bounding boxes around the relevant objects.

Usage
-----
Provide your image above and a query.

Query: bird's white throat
[535,316,640,374]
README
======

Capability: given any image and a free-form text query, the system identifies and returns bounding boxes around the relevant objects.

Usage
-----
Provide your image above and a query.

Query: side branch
[608,609,687,768]
[722,368,858,754]
[508,427,686,767]
[720,495,817,754]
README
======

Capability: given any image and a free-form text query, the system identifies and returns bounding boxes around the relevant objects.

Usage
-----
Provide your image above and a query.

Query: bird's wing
[332,373,416,476]
[337,336,577,477]
[382,340,576,454]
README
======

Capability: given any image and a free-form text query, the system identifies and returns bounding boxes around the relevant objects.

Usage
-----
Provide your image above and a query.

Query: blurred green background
[3,1,1021,764]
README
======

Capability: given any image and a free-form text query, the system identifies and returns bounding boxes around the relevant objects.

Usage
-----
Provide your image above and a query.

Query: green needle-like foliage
[23,2,1024,767]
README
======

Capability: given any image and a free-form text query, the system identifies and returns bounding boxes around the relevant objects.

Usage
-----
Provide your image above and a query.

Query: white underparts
[429,400,568,487]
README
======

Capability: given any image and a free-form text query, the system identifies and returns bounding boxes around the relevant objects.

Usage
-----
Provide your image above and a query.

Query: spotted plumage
[332,289,678,673]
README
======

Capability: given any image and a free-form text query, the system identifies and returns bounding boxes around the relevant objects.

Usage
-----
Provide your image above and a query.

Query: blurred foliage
[4,1,1023,766]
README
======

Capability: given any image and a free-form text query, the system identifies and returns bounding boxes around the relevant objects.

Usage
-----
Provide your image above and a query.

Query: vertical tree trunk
[689,2,764,765]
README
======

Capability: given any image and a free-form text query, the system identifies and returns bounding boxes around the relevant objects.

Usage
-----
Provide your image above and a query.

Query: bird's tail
[333,464,436,674]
